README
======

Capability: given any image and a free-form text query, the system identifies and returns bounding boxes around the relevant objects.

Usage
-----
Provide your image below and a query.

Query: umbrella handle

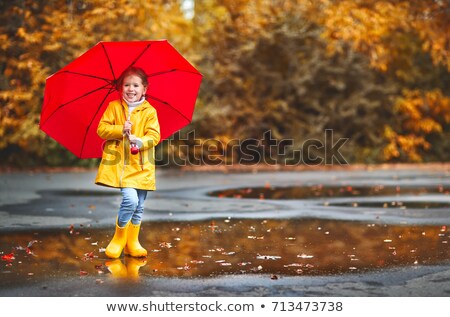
[125,131,139,155]
[124,117,132,139]
[124,116,138,154]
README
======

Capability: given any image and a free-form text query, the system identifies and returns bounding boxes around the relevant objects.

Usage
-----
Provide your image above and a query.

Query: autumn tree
[1,0,449,166]
[189,0,401,164]
[0,0,193,166]
[186,0,449,164]
[312,0,450,161]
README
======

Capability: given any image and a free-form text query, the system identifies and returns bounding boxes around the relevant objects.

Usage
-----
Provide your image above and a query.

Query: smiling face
[121,74,147,103]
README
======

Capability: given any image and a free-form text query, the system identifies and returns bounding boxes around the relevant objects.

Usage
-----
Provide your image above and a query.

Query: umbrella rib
[147,69,203,78]
[79,88,115,157]
[146,94,191,123]
[127,43,152,69]
[41,83,112,127]
[56,70,112,83]
[101,42,117,82]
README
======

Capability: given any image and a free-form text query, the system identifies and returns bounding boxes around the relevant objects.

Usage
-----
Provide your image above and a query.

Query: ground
[0,164,449,296]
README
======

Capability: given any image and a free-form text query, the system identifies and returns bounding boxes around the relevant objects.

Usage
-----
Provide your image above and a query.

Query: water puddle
[209,185,449,200]
[1,218,449,285]
[333,201,450,209]
[49,189,119,197]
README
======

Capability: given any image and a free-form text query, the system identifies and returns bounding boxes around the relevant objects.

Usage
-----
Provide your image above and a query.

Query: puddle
[1,219,449,285]
[209,185,450,200]
[49,190,119,197]
[333,201,450,209]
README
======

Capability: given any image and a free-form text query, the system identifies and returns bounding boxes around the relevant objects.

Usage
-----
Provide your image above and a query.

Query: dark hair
[116,67,148,90]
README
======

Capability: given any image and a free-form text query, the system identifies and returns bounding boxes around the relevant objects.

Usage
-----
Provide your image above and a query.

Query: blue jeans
[117,188,148,227]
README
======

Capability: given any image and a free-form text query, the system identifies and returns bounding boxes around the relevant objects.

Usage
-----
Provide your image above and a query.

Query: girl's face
[121,74,147,103]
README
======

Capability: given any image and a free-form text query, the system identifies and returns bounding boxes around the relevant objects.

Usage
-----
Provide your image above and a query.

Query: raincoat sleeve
[97,102,124,140]
[140,107,160,151]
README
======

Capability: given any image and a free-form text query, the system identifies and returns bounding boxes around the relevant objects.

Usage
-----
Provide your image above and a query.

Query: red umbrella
[40,40,202,158]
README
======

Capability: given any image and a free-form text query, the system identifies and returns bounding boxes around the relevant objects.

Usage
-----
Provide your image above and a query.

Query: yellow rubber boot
[124,223,147,257]
[105,221,129,259]
[125,257,148,279]
[105,259,128,278]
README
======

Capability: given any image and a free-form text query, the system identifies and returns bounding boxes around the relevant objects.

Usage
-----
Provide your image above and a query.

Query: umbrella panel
[146,71,202,124]
[41,87,117,158]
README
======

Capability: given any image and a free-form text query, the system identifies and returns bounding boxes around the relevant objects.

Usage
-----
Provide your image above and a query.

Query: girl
[95,66,160,258]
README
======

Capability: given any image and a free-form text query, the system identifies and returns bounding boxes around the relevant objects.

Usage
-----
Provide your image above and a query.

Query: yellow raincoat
[95,99,160,190]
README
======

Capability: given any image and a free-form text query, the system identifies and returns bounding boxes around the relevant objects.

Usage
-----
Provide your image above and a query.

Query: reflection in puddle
[209,185,450,200]
[105,258,147,279]
[1,219,449,287]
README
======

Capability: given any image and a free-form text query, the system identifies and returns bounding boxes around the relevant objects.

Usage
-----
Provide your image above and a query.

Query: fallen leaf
[176,264,190,271]
[256,255,281,260]
[283,263,303,267]
[82,251,95,261]
[297,254,314,259]
[237,262,251,266]
[159,242,173,248]
[25,248,36,256]
[27,240,38,248]
[1,253,15,262]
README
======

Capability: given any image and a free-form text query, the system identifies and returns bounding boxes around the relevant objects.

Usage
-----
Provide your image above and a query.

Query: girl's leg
[125,189,148,257]
[105,187,137,259]
[131,189,148,225]
[106,188,146,259]
[118,188,139,227]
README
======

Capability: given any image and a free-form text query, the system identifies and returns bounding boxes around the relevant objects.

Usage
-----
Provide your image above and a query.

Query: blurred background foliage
[0,0,449,167]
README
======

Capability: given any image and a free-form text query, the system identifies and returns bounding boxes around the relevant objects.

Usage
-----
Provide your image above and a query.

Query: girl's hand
[128,134,140,143]
[123,120,132,134]
[129,134,143,149]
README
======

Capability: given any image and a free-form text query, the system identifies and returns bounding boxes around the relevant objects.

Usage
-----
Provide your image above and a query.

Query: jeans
[117,187,148,227]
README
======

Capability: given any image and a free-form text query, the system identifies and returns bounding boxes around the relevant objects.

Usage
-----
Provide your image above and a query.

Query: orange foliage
[383,89,450,161]
[314,0,450,73]
[0,0,449,165]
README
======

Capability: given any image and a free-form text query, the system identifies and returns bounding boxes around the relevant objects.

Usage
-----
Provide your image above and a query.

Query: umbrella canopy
[40,40,202,158]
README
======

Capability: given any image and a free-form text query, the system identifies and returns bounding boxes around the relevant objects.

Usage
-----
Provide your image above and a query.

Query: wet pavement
[1,166,450,296]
